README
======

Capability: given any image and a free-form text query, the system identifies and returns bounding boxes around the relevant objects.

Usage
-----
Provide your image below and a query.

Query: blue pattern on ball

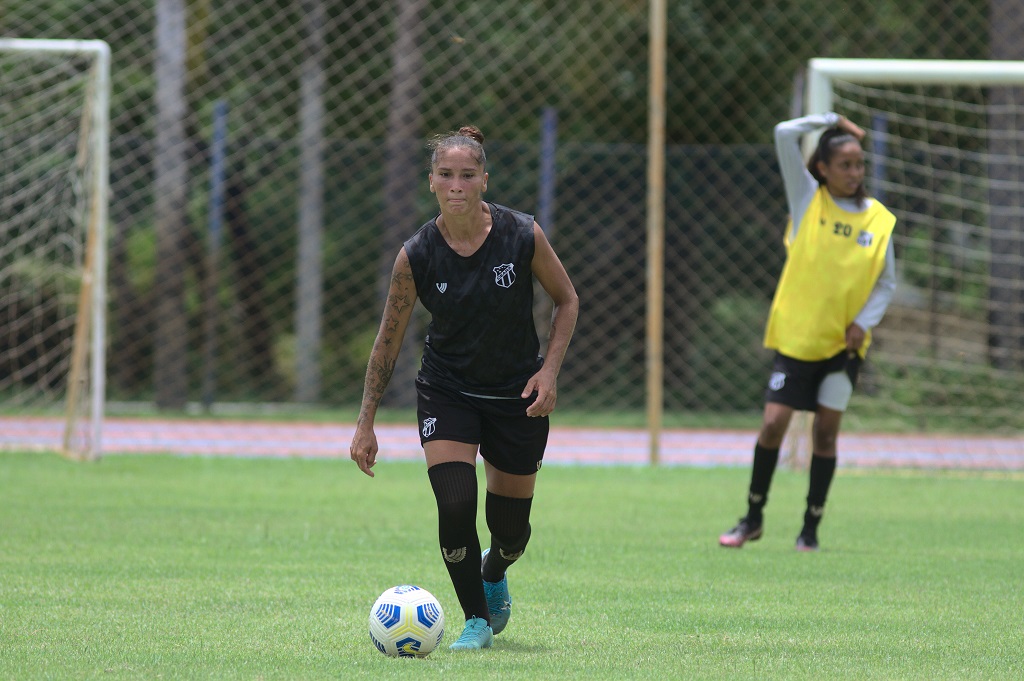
[373,602,401,628]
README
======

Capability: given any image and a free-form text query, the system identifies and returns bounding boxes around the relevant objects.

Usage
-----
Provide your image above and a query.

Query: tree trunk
[153,0,190,409]
[987,0,1024,371]
[379,0,428,408]
[295,0,326,403]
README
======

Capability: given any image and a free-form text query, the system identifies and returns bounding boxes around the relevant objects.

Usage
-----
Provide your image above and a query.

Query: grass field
[2,453,1021,680]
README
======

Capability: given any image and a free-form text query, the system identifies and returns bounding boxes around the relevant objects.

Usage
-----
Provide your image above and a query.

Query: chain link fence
[3,0,1022,435]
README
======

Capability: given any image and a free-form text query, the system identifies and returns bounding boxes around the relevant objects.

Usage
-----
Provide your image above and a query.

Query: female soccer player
[719,112,897,552]
[350,126,579,650]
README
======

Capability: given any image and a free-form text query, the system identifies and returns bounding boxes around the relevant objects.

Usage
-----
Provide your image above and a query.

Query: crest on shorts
[768,371,786,391]
[421,417,436,438]
[493,263,515,288]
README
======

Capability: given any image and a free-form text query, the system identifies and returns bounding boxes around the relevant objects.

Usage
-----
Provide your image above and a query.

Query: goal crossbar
[807,58,1024,114]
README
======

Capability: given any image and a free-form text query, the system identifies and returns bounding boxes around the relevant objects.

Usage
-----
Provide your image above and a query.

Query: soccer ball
[368,585,445,658]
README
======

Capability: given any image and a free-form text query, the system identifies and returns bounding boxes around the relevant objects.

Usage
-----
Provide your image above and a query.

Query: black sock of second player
[746,444,780,525]
[803,453,837,531]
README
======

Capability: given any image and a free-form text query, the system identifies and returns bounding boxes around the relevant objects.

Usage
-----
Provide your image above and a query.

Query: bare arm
[349,248,418,476]
[523,223,579,417]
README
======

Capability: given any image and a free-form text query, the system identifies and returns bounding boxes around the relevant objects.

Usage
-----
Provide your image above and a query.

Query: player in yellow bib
[719,113,897,551]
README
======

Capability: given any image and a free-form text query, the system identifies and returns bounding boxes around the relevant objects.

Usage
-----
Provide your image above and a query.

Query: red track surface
[3,416,1023,470]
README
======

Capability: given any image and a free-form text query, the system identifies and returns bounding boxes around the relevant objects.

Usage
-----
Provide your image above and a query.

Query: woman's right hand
[350,424,379,477]
[349,248,417,479]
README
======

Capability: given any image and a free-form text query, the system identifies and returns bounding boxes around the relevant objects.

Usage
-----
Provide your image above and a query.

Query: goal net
[0,39,110,460]
[798,59,1024,441]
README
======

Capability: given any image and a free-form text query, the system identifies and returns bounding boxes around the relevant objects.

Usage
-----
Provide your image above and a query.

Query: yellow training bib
[764,188,895,360]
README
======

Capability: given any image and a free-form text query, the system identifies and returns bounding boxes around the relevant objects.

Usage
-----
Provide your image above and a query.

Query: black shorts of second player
[763,350,861,412]
[416,378,549,475]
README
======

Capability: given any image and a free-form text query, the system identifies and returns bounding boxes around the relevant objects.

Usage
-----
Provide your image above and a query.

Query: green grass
[1,454,1021,680]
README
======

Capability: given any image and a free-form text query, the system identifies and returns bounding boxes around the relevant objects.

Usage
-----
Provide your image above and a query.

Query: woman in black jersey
[350,126,579,651]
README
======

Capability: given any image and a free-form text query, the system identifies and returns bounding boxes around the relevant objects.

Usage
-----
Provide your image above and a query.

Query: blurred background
[2,1,1023,438]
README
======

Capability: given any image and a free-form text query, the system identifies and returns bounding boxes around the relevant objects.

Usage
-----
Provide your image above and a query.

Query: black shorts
[764,350,862,412]
[415,378,549,475]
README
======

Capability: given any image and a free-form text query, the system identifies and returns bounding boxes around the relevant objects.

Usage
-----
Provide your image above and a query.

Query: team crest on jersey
[421,417,436,438]
[768,372,786,392]
[857,230,874,247]
[435,283,447,293]
[493,263,515,288]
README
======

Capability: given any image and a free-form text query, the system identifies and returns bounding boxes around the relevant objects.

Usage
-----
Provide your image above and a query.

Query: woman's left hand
[522,371,558,417]
[845,322,866,351]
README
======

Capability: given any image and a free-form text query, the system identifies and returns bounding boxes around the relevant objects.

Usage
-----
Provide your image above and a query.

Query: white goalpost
[806,58,1024,111]
[779,58,1024,468]
[0,39,110,460]
[806,58,1024,368]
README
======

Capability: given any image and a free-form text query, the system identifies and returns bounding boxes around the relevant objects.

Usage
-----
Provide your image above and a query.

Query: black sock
[804,454,837,531]
[427,462,486,622]
[746,444,780,524]
[483,492,533,582]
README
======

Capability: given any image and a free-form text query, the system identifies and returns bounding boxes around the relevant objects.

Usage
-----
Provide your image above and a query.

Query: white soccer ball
[368,585,445,658]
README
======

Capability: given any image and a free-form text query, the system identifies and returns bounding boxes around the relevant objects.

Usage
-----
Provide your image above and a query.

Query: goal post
[0,38,110,460]
[781,58,1024,462]
[806,58,1024,112]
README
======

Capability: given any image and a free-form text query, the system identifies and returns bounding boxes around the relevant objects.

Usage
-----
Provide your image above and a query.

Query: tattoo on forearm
[365,354,396,406]
[359,263,414,420]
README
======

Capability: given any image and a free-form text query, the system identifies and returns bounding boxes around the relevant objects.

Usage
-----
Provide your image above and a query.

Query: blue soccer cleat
[481,548,512,635]
[449,616,493,651]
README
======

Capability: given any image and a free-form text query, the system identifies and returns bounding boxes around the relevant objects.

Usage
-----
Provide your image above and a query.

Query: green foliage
[1,0,1005,419]
[666,0,989,144]
[124,227,157,291]
[1,455,1022,680]
[866,357,1024,433]
[899,225,988,305]
[684,295,771,411]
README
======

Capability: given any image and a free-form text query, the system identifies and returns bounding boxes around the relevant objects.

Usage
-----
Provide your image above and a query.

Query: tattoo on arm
[390,268,414,296]
[360,349,395,419]
[359,255,415,423]
[368,355,396,402]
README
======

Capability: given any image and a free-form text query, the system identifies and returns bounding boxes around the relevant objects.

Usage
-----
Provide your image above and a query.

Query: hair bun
[458,125,484,145]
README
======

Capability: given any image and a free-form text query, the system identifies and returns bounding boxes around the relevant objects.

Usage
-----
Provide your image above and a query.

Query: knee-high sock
[427,462,486,622]
[483,492,533,582]
[804,454,837,529]
[746,444,780,523]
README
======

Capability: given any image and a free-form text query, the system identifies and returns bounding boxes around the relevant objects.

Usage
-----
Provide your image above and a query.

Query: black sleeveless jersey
[404,203,543,397]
